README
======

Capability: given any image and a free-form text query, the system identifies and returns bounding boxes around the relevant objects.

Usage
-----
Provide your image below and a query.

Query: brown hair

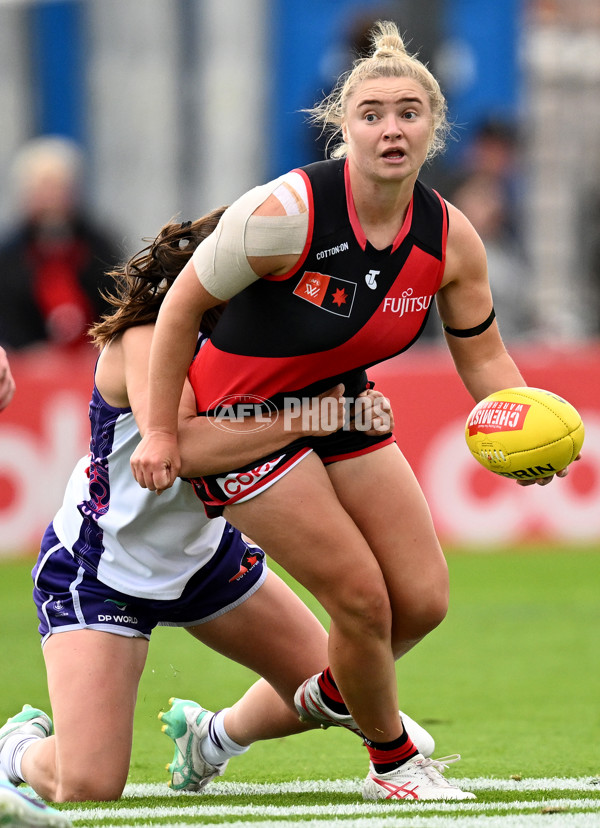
[306,20,450,161]
[90,206,227,348]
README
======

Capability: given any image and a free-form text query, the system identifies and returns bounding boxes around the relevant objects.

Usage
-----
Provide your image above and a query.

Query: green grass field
[1,545,599,826]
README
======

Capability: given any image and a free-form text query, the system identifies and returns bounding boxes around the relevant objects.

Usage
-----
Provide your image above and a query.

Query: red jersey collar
[344,158,414,253]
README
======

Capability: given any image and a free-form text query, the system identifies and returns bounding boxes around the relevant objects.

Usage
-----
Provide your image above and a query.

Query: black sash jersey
[190,158,447,411]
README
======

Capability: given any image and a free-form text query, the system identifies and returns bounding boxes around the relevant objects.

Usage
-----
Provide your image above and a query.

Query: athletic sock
[198,709,250,766]
[316,667,349,715]
[0,734,39,785]
[364,728,420,774]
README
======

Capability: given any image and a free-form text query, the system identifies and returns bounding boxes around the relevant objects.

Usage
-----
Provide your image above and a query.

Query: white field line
[71,797,600,821]
[48,779,600,828]
[119,777,600,798]
[64,815,600,828]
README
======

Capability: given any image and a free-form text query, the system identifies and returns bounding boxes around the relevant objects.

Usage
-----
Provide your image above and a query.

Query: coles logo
[216,456,284,497]
[467,400,530,436]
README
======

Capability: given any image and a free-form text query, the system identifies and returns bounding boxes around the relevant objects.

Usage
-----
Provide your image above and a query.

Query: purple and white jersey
[51,384,227,600]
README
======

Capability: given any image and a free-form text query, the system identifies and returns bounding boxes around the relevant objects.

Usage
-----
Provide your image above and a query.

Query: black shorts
[189,427,395,518]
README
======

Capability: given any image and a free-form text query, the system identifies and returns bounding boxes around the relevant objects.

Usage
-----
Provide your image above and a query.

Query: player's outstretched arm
[437,203,526,401]
[441,206,580,488]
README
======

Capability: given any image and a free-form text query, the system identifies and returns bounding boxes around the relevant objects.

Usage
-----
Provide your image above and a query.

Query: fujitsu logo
[383,288,432,317]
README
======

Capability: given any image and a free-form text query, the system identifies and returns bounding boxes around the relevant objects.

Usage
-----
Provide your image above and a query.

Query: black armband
[443,307,496,338]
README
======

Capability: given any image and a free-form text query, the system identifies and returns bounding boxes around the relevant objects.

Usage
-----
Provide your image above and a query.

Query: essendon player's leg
[224,452,404,746]
[326,442,449,659]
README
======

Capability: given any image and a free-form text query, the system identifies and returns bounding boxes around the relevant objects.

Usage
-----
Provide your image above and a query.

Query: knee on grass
[53,773,126,803]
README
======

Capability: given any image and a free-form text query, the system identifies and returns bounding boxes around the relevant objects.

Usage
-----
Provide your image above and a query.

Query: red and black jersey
[190,158,447,412]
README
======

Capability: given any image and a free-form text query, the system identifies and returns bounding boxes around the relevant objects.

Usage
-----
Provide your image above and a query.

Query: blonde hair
[306,20,449,162]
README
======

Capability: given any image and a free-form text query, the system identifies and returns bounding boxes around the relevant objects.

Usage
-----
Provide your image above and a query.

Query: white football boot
[294,674,435,757]
[363,753,476,801]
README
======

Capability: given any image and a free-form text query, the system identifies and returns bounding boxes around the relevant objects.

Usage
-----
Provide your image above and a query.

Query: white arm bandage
[192,176,309,301]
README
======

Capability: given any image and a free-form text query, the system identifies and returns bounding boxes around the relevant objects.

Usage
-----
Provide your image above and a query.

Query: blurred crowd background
[0,0,600,351]
[1,0,599,555]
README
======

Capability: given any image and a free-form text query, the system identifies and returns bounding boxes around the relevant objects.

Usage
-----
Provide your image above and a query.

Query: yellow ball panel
[465,387,584,481]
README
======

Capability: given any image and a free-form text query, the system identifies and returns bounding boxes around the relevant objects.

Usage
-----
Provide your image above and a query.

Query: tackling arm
[115,325,346,478]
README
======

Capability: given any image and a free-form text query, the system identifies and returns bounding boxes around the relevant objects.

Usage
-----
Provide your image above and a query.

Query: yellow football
[465,387,585,481]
